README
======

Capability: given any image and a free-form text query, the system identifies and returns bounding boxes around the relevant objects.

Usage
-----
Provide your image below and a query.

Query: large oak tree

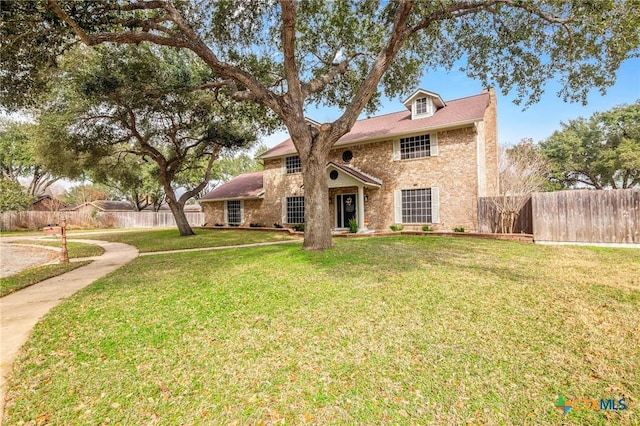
[541,101,640,189]
[40,44,261,235]
[2,0,639,248]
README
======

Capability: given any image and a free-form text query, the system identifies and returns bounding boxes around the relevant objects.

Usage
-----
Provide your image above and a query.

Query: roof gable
[402,89,446,110]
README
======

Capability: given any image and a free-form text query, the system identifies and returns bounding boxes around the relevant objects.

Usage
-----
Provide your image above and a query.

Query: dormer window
[413,97,434,118]
[403,89,445,120]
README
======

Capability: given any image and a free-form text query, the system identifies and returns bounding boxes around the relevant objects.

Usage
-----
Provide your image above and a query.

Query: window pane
[227,200,241,224]
[401,188,432,223]
[286,196,305,223]
[400,134,430,159]
[286,156,301,173]
[416,97,428,115]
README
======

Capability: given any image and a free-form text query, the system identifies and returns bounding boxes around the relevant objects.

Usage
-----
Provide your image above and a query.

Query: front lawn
[85,228,299,252]
[4,237,639,425]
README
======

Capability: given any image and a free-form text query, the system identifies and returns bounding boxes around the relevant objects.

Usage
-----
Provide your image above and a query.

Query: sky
[262,57,640,149]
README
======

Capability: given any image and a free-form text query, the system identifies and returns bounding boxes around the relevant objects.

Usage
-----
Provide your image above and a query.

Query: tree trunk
[301,156,332,250]
[167,198,195,236]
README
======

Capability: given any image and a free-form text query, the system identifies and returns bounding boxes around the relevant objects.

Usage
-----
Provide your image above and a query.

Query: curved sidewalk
[0,239,139,423]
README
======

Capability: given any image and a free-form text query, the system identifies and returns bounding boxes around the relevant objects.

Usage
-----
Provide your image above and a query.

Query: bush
[229,223,240,227]
[273,223,283,229]
[293,223,305,232]
[422,225,433,232]
[390,224,404,232]
[214,223,225,227]
[348,218,358,233]
[249,223,263,228]
[453,226,465,233]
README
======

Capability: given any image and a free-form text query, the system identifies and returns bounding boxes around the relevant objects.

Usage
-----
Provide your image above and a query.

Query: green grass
[84,228,299,252]
[10,240,106,258]
[4,236,639,425]
[0,261,92,297]
[0,230,42,238]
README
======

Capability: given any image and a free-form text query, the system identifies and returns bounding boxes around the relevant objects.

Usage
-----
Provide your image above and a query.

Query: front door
[336,194,357,228]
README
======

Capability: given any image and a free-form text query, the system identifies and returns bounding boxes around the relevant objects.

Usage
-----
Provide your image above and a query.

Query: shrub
[453,226,465,233]
[348,218,358,233]
[390,224,404,232]
[229,223,240,227]
[214,223,225,227]
[422,225,433,232]
[273,223,283,229]
[249,223,263,228]
[293,223,305,232]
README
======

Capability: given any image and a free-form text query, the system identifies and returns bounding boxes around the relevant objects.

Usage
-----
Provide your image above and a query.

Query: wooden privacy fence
[0,211,205,231]
[532,189,640,243]
[479,189,640,244]
[477,196,533,234]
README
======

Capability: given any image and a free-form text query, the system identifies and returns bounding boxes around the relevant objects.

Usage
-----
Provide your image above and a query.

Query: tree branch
[327,0,415,144]
[301,57,353,97]
[280,0,304,112]
[47,0,283,115]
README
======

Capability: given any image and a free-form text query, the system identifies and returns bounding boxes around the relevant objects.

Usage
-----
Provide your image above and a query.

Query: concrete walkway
[0,239,139,423]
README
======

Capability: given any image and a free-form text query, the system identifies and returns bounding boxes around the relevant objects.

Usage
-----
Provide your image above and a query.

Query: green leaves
[541,101,640,189]
[0,178,34,212]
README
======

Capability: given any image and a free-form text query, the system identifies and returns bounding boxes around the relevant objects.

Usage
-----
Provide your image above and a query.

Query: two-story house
[200,88,499,232]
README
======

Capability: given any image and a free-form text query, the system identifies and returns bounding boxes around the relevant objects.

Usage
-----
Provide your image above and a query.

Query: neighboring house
[32,195,66,212]
[184,203,203,213]
[64,200,136,215]
[200,88,499,231]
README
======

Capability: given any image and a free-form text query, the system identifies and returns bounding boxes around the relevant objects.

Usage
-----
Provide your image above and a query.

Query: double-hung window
[415,97,428,115]
[225,200,242,224]
[285,155,302,174]
[284,196,305,224]
[394,188,439,224]
[393,132,437,161]
[413,97,434,118]
[400,134,431,159]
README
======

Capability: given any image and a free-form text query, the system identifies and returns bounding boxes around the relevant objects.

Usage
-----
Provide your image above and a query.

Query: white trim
[396,132,436,160]
[431,187,440,224]
[412,97,434,119]
[357,186,365,232]
[392,139,400,161]
[281,196,287,224]
[475,121,487,197]
[402,89,446,110]
[431,133,438,156]
[393,190,402,224]
[327,164,382,188]
[394,187,440,224]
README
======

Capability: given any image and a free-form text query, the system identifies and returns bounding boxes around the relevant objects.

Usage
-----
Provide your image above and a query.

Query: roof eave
[199,195,265,203]
[261,118,482,160]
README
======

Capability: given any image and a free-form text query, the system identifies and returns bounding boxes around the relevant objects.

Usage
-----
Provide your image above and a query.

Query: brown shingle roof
[199,171,264,201]
[261,91,490,159]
